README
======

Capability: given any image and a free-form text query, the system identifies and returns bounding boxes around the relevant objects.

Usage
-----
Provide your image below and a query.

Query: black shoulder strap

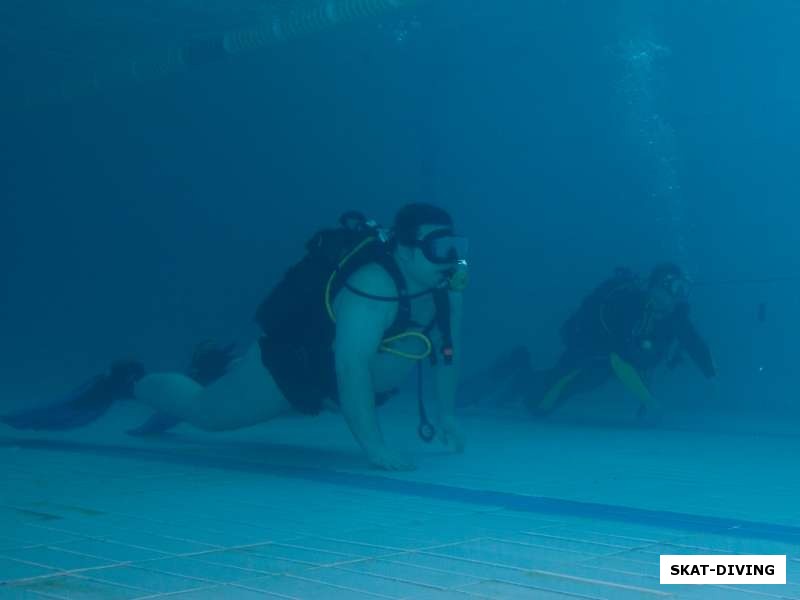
[334,248,413,337]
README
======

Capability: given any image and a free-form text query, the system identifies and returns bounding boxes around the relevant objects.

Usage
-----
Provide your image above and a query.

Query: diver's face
[401,224,457,289]
[649,273,689,315]
[649,284,678,315]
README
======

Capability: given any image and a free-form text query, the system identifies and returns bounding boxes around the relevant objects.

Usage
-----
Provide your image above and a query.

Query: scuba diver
[459,263,716,419]
[3,204,469,471]
[1,342,238,436]
[133,203,468,470]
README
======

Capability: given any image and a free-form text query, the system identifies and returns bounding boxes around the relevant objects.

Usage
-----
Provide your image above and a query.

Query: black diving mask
[656,273,690,301]
[415,229,469,265]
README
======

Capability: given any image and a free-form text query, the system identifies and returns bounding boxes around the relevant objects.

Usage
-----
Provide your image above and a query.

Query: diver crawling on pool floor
[458,264,717,420]
[3,204,468,471]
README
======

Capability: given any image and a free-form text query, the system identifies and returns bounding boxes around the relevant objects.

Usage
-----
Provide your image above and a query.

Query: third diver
[459,264,717,420]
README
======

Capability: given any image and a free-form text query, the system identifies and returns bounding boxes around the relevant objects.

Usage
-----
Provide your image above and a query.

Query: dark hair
[649,262,683,287]
[392,203,453,246]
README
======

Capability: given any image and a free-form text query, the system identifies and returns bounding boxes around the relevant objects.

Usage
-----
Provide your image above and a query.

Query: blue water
[1,1,799,597]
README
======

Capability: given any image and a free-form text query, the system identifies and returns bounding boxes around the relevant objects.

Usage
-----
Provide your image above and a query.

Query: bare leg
[134,341,291,431]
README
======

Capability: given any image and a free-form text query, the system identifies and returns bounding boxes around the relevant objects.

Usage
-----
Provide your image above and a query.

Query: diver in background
[459,263,716,419]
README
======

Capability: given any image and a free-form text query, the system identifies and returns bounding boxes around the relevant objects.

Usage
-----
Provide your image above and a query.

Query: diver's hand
[365,444,417,471]
[437,416,465,453]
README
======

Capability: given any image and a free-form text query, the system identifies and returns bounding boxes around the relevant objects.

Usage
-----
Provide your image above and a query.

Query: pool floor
[2,400,798,599]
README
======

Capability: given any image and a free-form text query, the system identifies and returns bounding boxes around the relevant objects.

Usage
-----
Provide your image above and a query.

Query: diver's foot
[2,361,143,432]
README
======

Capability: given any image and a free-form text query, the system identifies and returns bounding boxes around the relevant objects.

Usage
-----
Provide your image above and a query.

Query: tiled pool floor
[2,401,798,599]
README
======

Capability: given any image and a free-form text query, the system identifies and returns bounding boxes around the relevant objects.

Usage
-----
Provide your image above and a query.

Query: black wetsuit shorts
[258,336,398,415]
[258,336,337,415]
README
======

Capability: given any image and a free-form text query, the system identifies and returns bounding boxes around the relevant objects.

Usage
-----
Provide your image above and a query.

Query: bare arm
[432,290,465,451]
[332,266,413,468]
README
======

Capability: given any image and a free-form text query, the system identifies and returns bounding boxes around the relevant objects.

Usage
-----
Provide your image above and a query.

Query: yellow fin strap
[538,369,581,411]
[609,352,659,411]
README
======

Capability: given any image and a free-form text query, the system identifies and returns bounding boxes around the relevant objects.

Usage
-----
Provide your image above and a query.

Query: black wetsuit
[457,276,715,411]
[257,256,445,416]
[526,281,716,412]
[258,314,434,416]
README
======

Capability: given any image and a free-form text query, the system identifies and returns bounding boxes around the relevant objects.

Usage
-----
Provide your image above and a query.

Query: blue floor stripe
[3,436,799,545]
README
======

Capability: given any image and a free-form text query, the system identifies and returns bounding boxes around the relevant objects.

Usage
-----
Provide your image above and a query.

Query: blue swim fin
[1,361,145,431]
